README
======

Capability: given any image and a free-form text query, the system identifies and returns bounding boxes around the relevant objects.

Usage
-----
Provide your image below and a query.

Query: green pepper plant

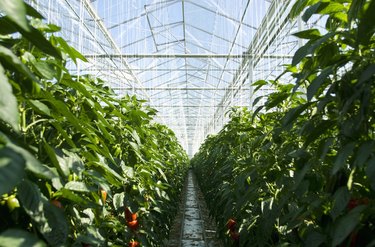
[193,0,375,246]
[0,1,189,246]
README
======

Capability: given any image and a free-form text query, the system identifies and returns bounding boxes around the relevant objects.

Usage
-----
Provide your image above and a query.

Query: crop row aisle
[0,1,190,246]
[1,0,375,247]
[166,169,223,247]
[192,0,375,246]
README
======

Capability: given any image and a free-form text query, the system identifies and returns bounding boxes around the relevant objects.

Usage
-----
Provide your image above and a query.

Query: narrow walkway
[166,170,222,247]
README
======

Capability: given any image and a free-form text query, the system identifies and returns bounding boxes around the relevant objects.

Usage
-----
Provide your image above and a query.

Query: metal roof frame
[30,0,304,156]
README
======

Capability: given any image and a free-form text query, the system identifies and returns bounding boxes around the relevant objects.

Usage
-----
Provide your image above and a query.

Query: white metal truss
[29,0,308,156]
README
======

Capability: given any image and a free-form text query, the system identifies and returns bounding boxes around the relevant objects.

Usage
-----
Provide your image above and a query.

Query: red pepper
[127,220,139,230]
[230,231,240,241]
[128,240,140,247]
[347,197,370,210]
[125,207,133,222]
[100,189,107,204]
[51,199,63,209]
[226,218,237,231]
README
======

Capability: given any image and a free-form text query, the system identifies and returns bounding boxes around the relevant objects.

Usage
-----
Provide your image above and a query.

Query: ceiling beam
[150,105,249,107]
[185,0,256,30]
[108,0,179,30]
[215,0,252,90]
[206,0,295,132]
[112,87,251,90]
[79,0,141,85]
[85,53,293,59]
[157,116,214,118]
[186,23,248,50]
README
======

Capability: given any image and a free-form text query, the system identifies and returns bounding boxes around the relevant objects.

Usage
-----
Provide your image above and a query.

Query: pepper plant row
[0,1,189,246]
[192,0,375,246]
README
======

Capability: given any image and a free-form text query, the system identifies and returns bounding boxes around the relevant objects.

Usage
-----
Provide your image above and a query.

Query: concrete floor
[166,170,223,247]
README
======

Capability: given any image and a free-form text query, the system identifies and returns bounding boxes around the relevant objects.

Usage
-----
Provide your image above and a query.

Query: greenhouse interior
[0,0,374,246]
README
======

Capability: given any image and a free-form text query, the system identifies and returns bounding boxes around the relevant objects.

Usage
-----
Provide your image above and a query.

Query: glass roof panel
[28,0,308,156]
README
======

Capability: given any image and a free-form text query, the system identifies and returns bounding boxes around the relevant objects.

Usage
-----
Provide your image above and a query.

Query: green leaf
[0,147,25,195]
[55,188,94,207]
[365,157,375,191]
[330,186,350,220]
[305,231,326,247]
[54,36,87,63]
[89,161,124,188]
[29,19,60,33]
[42,92,94,143]
[9,142,56,179]
[157,167,168,183]
[129,141,143,160]
[32,61,56,80]
[292,32,335,66]
[252,79,268,92]
[82,208,95,224]
[0,64,19,132]
[18,180,41,212]
[290,0,316,19]
[28,99,51,116]
[293,44,310,66]
[304,120,335,147]
[25,2,44,19]
[294,160,312,189]
[131,129,142,146]
[293,29,322,40]
[316,42,340,67]
[64,181,90,193]
[0,0,30,32]
[52,177,63,190]
[282,103,311,127]
[0,45,36,81]
[307,66,333,101]
[265,91,289,109]
[353,141,374,168]
[0,132,56,179]
[348,0,365,26]
[333,12,348,23]
[331,205,366,246]
[59,149,84,174]
[43,141,69,178]
[366,239,375,247]
[318,2,346,15]
[0,18,60,60]
[18,180,68,247]
[59,77,93,99]
[302,2,322,22]
[252,95,264,107]
[357,0,375,45]
[95,121,114,143]
[73,226,105,247]
[332,142,356,175]
[113,192,125,210]
[0,229,46,247]
[63,149,85,174]
[358,64,375,83]
[317,137,334,161]
[121,164,134,178]
[18,26,62,59]
[252,79,267,86]
[49,121,76,148]
[0,16,19,35]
